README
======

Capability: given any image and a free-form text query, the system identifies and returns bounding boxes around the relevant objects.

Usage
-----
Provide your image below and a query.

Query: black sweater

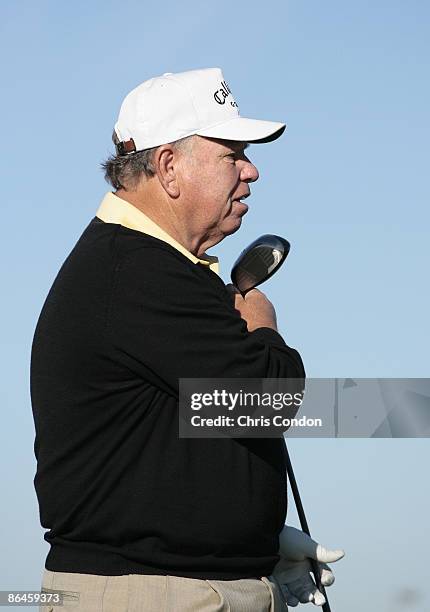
[30,217,305,579]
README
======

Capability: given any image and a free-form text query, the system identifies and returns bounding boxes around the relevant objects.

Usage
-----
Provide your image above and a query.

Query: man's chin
[225,202,248,234]
[208,215,246,250]
[223,215,244,236]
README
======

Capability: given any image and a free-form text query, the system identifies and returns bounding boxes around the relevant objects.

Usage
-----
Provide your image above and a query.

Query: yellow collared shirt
[95,192,220,275]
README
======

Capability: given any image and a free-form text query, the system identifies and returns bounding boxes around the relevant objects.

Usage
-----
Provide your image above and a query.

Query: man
[31,68,343,611]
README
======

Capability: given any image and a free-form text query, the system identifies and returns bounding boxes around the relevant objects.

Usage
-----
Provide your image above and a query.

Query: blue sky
[1,1,429,610]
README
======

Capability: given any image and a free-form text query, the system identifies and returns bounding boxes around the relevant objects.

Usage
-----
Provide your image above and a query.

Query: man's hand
[226,285,278,332]
[272,525,345,607]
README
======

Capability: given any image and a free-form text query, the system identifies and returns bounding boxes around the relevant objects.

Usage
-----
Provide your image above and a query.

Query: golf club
[231,235,332,612]
[231,234,290,295]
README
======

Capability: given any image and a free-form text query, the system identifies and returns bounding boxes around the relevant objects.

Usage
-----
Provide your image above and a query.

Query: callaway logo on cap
[113,67,286,154]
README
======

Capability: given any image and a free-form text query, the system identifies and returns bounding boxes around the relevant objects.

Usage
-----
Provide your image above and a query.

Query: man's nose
[240,159,259,183]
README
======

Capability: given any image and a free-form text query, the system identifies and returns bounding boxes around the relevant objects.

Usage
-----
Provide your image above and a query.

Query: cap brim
[196,117,286,144]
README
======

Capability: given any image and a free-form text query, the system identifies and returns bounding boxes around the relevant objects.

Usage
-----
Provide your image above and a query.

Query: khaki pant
[39,569,287,611]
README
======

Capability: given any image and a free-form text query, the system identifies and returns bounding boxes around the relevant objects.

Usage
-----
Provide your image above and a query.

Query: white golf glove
[272,525,345,607]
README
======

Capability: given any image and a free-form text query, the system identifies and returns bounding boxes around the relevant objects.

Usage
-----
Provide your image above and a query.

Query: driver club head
[231,234,291,295]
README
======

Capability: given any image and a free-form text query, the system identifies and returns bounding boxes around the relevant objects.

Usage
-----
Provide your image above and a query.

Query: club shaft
[284,443,332,612]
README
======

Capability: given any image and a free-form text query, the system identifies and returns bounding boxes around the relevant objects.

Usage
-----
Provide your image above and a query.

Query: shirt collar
[95,192,220,275]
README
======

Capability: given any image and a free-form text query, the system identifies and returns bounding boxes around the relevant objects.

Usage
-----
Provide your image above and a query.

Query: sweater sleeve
[106,245,305,396]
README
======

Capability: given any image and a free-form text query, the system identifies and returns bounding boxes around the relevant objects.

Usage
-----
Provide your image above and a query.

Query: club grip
[309,558,331,612]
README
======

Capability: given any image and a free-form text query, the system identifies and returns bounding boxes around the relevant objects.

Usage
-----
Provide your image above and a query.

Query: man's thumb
[315,545,345,564]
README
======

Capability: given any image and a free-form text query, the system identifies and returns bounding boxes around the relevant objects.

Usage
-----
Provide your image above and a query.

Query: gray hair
[101,133,195,190]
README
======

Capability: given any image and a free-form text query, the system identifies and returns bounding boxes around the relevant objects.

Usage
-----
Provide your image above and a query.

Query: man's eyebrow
[227,142,250,152]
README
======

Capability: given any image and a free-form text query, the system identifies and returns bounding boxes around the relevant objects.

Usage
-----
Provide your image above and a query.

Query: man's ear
[153,145,180,197]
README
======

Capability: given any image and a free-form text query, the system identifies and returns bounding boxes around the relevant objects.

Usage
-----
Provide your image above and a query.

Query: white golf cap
[113,68,286,155]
